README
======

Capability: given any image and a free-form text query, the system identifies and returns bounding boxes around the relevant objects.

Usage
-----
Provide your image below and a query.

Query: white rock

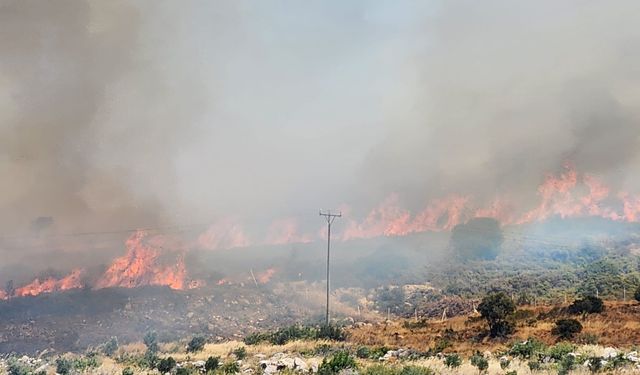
[294,357,308,371]
[193,360,206,368]
[279,357,295,369]
[264,364,279,375]
[603,347,618,359]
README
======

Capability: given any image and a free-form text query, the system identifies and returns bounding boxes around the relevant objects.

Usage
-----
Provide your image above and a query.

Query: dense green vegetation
[244,324,346,345]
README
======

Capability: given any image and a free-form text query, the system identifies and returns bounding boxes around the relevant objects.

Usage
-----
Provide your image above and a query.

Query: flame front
[13,268,84,298]
[95,230,186,290]
[8,163,640,300]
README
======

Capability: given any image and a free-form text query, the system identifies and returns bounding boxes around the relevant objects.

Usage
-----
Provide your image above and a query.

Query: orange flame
[256,268,276,284]
[95,230,186,290]
[13,268,84,298]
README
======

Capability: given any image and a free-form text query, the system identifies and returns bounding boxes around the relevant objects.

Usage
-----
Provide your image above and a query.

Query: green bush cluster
[568,296,604,314]
[362,365,434,375]
[318,351,357,375]
[244,324,345,345]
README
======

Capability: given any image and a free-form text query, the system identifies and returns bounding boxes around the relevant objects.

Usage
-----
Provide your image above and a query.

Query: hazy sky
[1,0,640,239]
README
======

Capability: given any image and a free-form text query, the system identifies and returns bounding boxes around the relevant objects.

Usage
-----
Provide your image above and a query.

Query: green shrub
[318,324,346,341]
[233,347,247,360]
[500,357,510,369]
[356,346,371,359]
[7,359,30,375]
[568,296,604,314]
[314,343,334,356]
[527,360,541,371]
[122,367,134,375]
[205,356,220,372]
[552,319,582,339]
[187,335,207,353]
[157,357,176,373]
[318,351,357,375]
[176,367,192,375]
[144,331,159,354]
[363,364,399,375]
[398,365,434,375]
[220,361,240,374]
[244,324,345,346]
[143,350,159,369]
[103,337,119,357]
[369,346,392,359]
[470,352,489,374]
[56,358,72,375]
[586,357,603,373]
[505,371,517,375]
[72,354,100,371]
[557,354,576,375]
[509,339,546,359]
[635,286,640,303]
[546,342,575,361]
[444,353,462,368]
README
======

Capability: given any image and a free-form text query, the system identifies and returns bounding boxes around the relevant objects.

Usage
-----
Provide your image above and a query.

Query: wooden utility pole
[320,210,341,326]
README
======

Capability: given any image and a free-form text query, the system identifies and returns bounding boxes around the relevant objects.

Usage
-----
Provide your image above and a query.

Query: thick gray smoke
[1,0,640,265]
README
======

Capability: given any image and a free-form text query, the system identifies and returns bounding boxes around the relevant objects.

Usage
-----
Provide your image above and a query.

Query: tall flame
[95,230,186,290]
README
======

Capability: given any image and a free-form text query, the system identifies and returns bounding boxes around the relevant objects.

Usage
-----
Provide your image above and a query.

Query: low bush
[55,358,72,375]
[509,339,546,359]
[546,342,575,361]
[220,361,240,374]
[568,296,604,314]
[122,367,134,375]
[233,347,247,360]
[557,355,576,375]
[586,356,603,373]
[318,351,357,375]
[7,359,30,375]
[244,324,345,345]
[552,319,582,340]
[187,335,206,353]
[470,352,488,373]
[363,364,399,375]
[157,357,176,374]
[102,337,119,357]
[398,365,434,375]
[205,356,220,372]
[444,354,461,368]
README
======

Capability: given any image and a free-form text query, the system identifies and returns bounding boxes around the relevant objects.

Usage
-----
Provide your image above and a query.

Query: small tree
[187,335,206,353]
[122,368,134,375]
[634,286,640,303]
[477,292,516,337]
[552,319,582,340]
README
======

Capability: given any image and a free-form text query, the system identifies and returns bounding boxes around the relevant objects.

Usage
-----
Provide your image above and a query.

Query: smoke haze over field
[2,0,640,262]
